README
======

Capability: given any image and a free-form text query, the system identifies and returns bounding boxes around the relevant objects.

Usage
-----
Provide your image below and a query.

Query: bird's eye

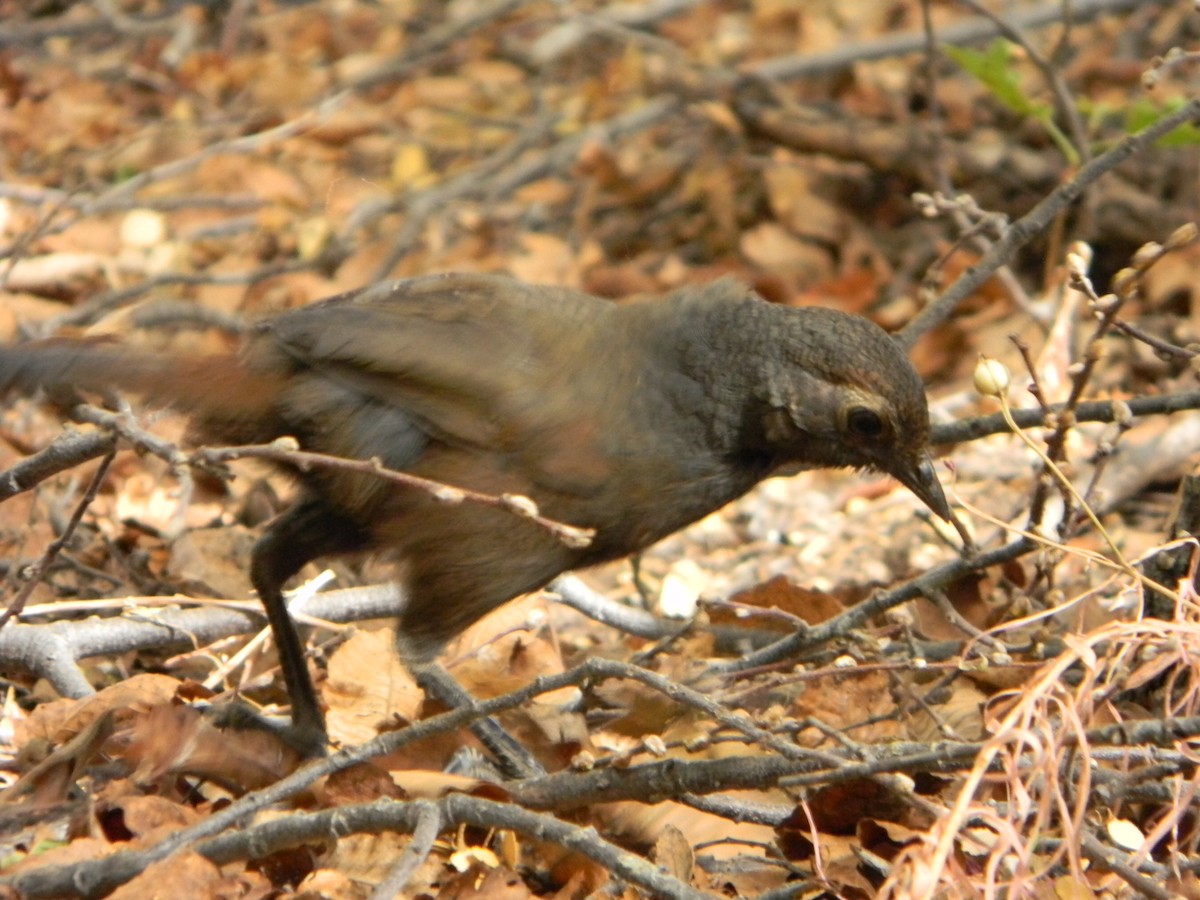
[846,406,884,438]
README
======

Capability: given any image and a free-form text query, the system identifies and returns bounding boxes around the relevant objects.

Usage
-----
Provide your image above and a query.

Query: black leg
[249,496,370,756]
[411,662,546,780]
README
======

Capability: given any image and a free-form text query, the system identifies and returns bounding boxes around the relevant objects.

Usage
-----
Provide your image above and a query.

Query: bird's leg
[411,661,546,780]
[248,497,370,756]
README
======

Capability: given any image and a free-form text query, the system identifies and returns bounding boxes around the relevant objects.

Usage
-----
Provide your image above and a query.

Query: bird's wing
[254,273,616,489]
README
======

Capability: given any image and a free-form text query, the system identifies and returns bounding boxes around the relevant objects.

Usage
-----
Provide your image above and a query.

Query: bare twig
[750,0,1163,82]
[930,389,1200,444]
[0,449,115,630]
[367,800,442,900]
[899,98,1200,345]
[194,442,594,549]
[0,430,117,502]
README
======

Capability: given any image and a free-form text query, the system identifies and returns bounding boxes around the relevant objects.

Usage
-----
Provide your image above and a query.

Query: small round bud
[502,493,540,518]
[1131,242,1162,268]
[974,358,1011,397]
[1167,222,1198,250]
[120,208,168,249]
[1111,267,1139,295]
[1067,241,1093,269]
[1112,399,1133,428]
[1066,253,1088,281]
[571,751,596,770]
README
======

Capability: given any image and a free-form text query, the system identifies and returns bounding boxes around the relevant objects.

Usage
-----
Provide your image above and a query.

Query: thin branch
[899,97,1200,346]
[0,449,115,630]
[930,390,1200,445]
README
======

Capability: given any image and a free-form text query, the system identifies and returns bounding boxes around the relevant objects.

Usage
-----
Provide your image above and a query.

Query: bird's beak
[895,455,953,522]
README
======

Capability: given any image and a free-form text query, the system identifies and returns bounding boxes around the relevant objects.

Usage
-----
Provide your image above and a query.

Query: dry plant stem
[10,652,1199,899]
[894,670,969,740]
[526,0,708,65]
[361,111,559,277]
[0,182,262,219]
[1130,773,1200,871]
[72,403,195,538]
[898,97,1200,346]
[550,574,672,639]
[726,653,1041,708]
[0,574,772,697]
[91,0,178,36]
[951,493,1180,640]
[0,430,116,502]
[917,0,949,193]
[126,299,247,335]
[1009,334,1059,532]
[50,261,316,332]
[0,190,75,291]
[1077,834,1174,899]
[72,404,190,472]
[1069,415,1132,533]
[0,584,404,700]
[5,658,794,898]
[212,795,710,900]
[367,800,442,900]
[710,538,1034,675]
[3,94,348,300]
[0,710,116,803]
[955,0,1089,165]
[910,192,1030,322]
[195,443,594,549]
[0,15,112,49]
[412,662,546,780]
[1062,835,1200,892]
[372,95,680,279]
[994,372,1140,576]
[628,619,704,666]
[749,0,1155,81]
[216,0,253,56]
[1111,317,1198,358]
[349,0,526,90]
[16,795,706,900]
[923,587,996,644]
[0,449,114,631]
[679,792,791,827]
[930,388,1200,443]
[882,617,1200,895]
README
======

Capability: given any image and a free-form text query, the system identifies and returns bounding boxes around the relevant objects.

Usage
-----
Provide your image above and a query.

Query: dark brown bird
[0,273,951,754]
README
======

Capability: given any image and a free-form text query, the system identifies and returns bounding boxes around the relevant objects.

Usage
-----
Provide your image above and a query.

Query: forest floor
[1,1,1200,897]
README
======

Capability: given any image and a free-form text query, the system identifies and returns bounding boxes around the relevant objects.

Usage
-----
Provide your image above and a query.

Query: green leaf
[943,39,1040,117]
[944,38,1079,164]
[1126,97,1200,146]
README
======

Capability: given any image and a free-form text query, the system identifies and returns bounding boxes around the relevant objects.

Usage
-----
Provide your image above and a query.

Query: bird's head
[759,307,951,522]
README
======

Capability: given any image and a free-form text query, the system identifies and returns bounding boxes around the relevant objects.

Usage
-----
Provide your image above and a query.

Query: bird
[0,272,952,755]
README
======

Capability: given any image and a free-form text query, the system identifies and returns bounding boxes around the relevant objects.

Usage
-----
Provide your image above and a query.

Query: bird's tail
[0,338,287,445]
